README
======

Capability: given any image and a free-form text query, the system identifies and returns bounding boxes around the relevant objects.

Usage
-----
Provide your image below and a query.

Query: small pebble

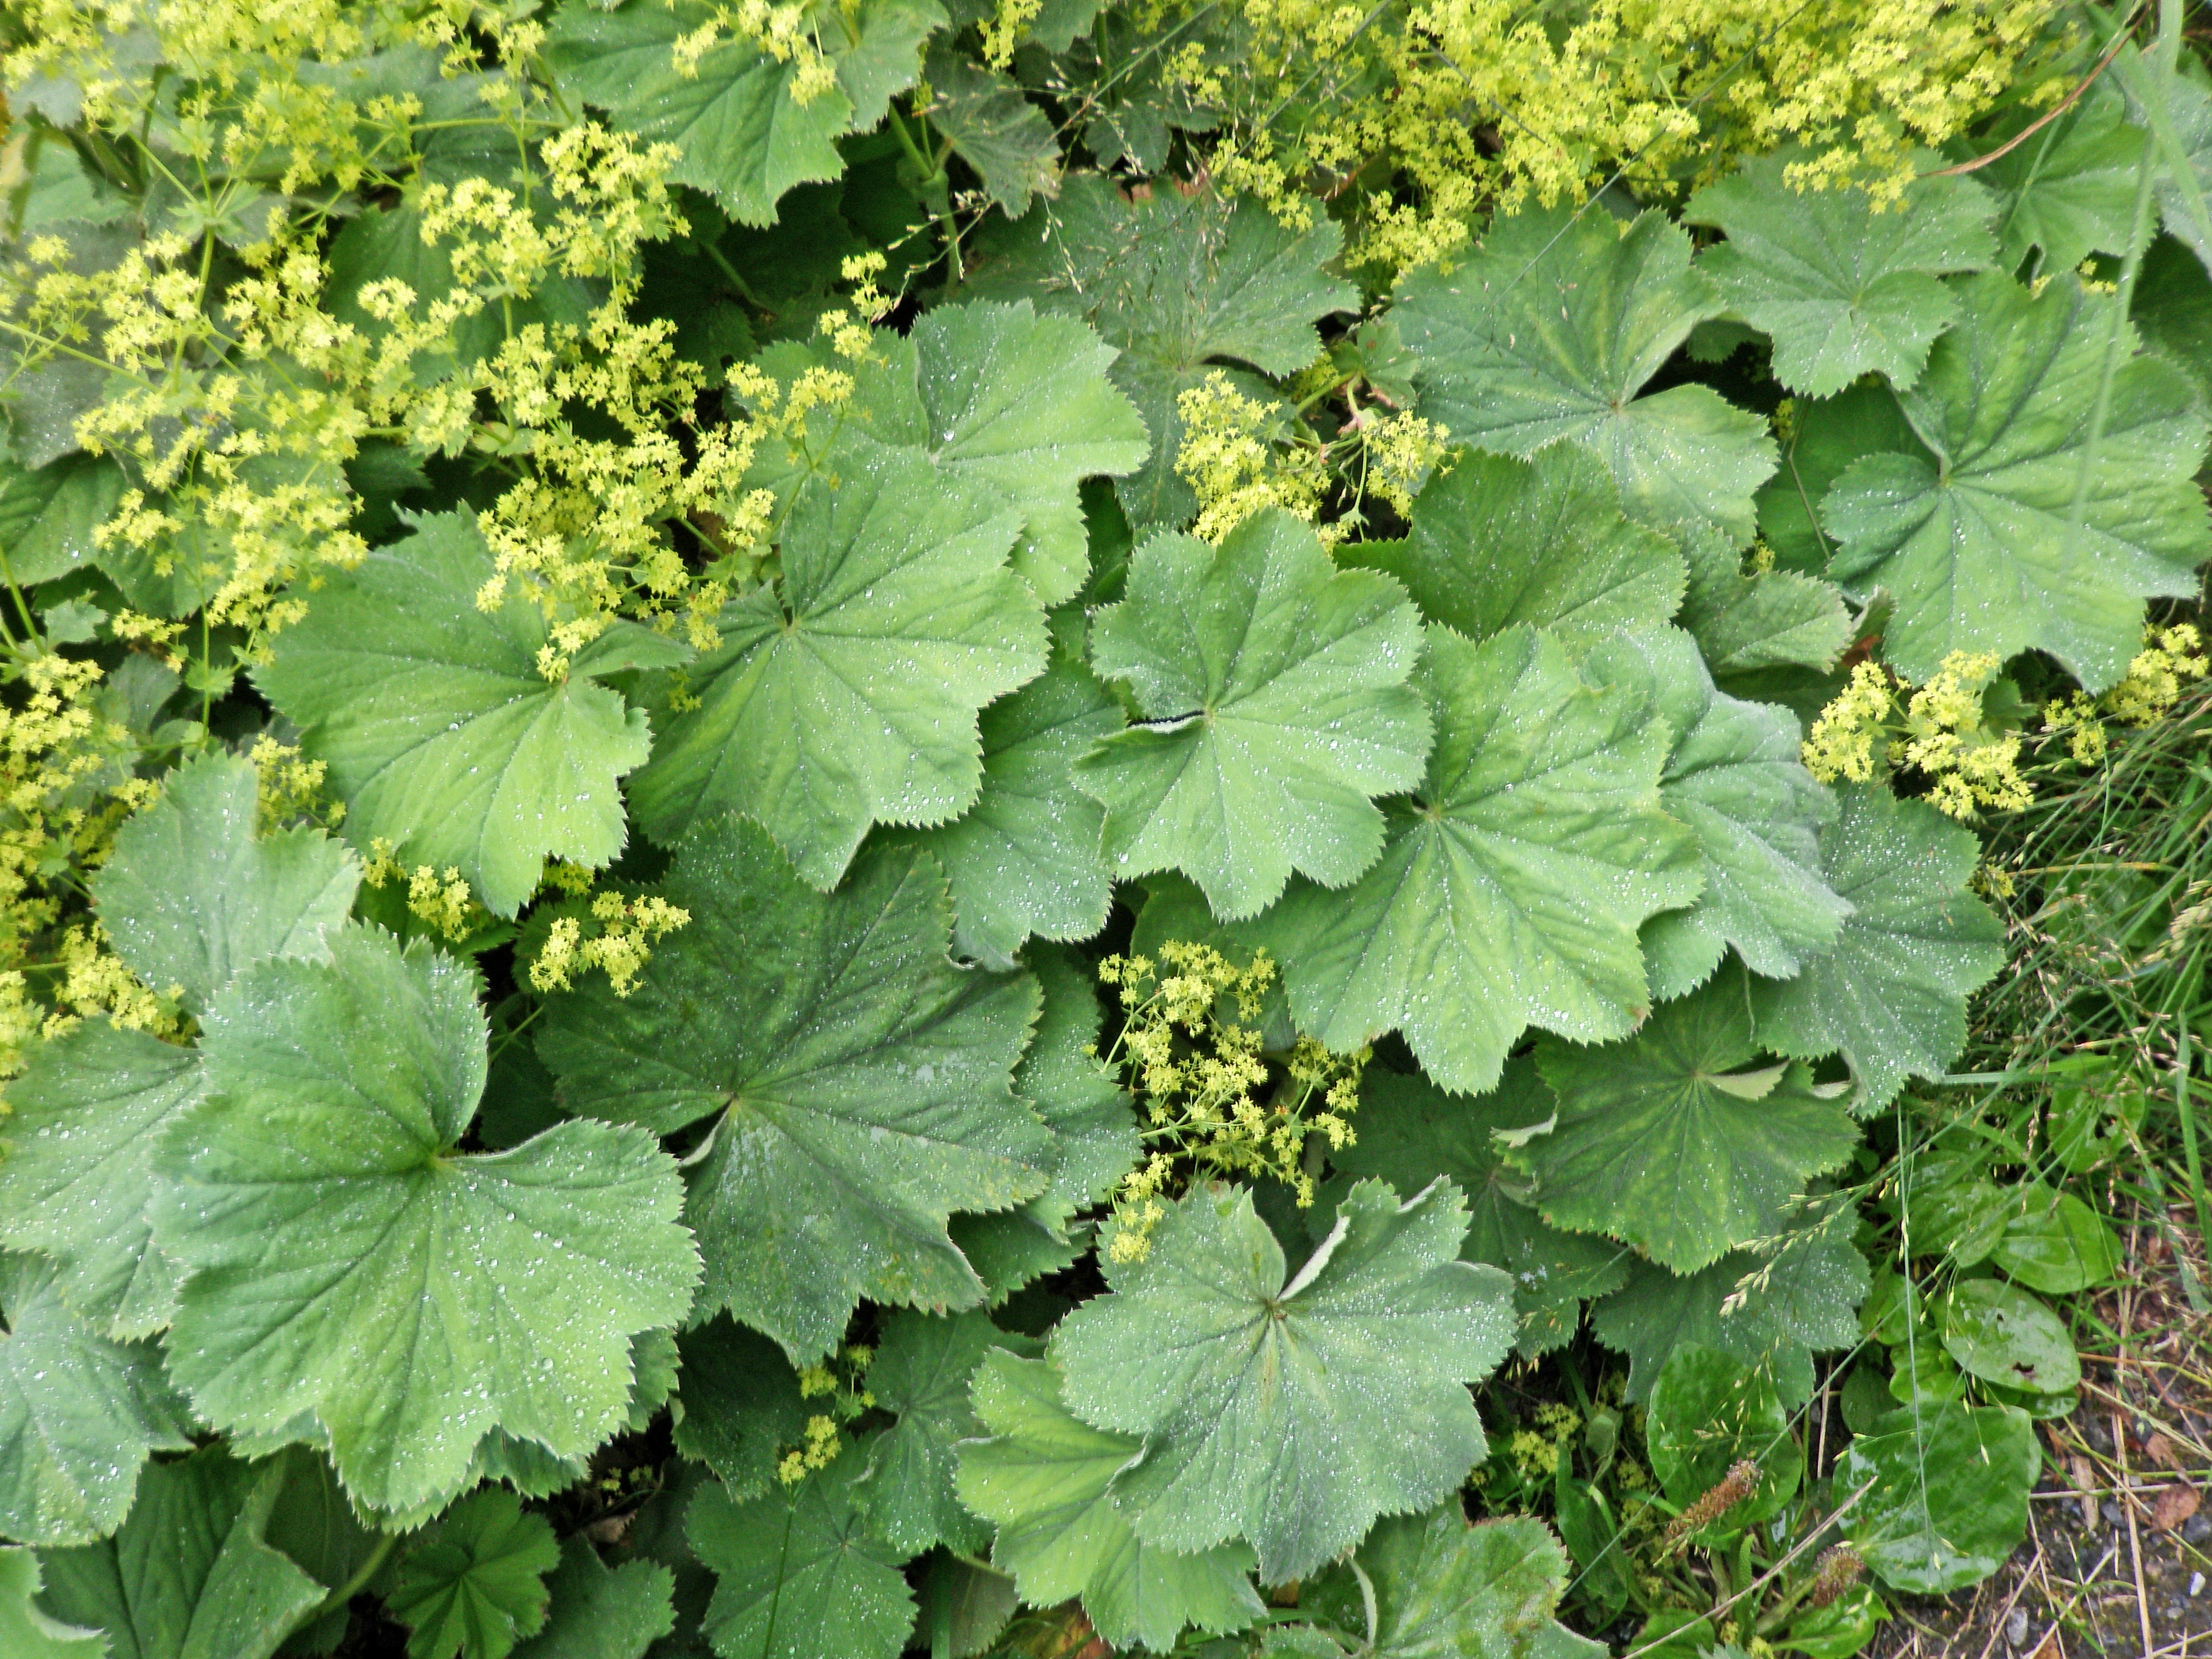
[2005,1606,2029,1647]
[2192,1571,2206,1598]
[2103,1500,2128,1529]
[2185,1512,2212,1544]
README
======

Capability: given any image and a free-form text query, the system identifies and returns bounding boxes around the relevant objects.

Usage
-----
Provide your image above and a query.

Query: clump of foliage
[1,0,2210,1656]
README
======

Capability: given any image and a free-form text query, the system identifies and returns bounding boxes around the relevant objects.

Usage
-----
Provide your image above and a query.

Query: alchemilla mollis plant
[0,0,2205,1654]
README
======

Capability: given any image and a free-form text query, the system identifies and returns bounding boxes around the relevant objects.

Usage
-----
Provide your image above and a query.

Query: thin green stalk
[2177,1027,2209,1257]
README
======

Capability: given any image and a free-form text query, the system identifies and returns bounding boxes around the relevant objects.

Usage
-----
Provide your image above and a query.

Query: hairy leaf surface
[1300,1505,1570,1659]
[859,1310,1000,1556]
[0,1549,104,1659]
[389,1489,560,1659]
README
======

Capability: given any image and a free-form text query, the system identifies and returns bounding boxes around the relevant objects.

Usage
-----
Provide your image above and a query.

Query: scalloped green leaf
[0,1254,193,1549]
[1299,1504,1570,1659]
[0,1024,201,1338]
[629,440,1047,887]
[1395,204,1776,545]
[1580,628,1848,998]
[33,1447,324,1659]
[0,449,123,586]
[0,1549,104,1659]
[258,512,671,917]
[538,817,1050,1361]
[147,928,700,1520]
[1819,272,2210,688]
[966,176,1357,531]
[1074,510,1430,919]
[1686,153,1996,397]
[1051,1179,1515,1583]
[1979,82,2151,273]
[1327,1065,1627,1358]
[389,1489,560,1659]
[688,1449,916,1659]
[671,1318,809,1503]
[899,656,1122,970]
[1255,623,1700,1094]
[92,753,360,1016]
[1013,944,1139,1210]
[1749,785,2005,1111]
[511,1540,675,1659]
[1342,446,1687,653]
[1523,973,1860,1272]
[859,1310,1001,1557]
[953,1349,1263,1651]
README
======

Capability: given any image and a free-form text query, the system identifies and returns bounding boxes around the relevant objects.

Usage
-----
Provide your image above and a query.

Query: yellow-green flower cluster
[361,840,490,943]
[1096,940,1365,1261]
[526,891,694,997]
[777,1344,876,1483]
[1805,652,2031,820]
[2045,623,2208,763]
[1175,372,1332,543]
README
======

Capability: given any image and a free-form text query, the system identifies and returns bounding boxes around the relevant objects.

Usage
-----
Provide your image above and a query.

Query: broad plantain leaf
[1581,628,1848,997]
[0,1549,104,1659]
[148,928,701,1519]
[628,441,1047,886]
[33,1447,324,1659]
[688,1449,916,1659]
[1255,623,1700,1095]
[0,1024,202,1338]
[967,176,1356,531]
[899,656,1121,969]
[1328,1065,1628,1358]
[1522,972,1860,1273]
[859,1310,1000,1556]
[1299,1504,1570,1659]
[1592,1206,1868,1405]
[1749,785,2006,1111]
[388,1488,560,1659]
[1939,1279,2080,1395]
[837,301,1151,606]
[1819,272,2210,688]
[1051,1179,1515,1583]
[953,1349,1263,1651]
[1343,447,1686,654]
[1841,1402,2037,1594]
[1395,204,1776,545]
[0,1254,193,1549]
[1074,509,1431,919]
[1686,153,1996,397]
[258,512,672,916]
[91,752,360,1014]
[538,817,1051,1360]
[1643,1344,1801,1539]
[511,1541,675,1659]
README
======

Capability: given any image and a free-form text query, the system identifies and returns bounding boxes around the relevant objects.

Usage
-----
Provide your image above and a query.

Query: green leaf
[688,1449,916,1659]
[967,176,1356,532]
[1685,153,1996,397]
[1074,510,1431,919]
[258,513,666,916]
[149,928,701,1520]
[1395,204,1777,545]
[389,1489,561,1659]
[1643,1344,1801,1540]
[836,300,1152,606]
[2134,233,2212,414]
[1749,785,2006,1111]
[1754,382,1926,578]
[672,1318,809,1502]
[1841,1402,2037,1594]
[546,0,853,227]
[1299,1504,1570,1659]
[1980,82,2151,274]
[922,49,1059,215]
[1819,272,2209,688]
[898,657,1121,970]
[511,1541,675,1659]
[34,1447,325,1659]
[1255,623,1700,1095]
[1989,1185,2122,1293]
[859,1310,1000,1555]
[1327,1064,1628,1358]
[0,1253,193,1548]
[0,451,124,586]
[1591,1208,1868,1406]
[1012,945,1139,1210]
[0,1548,104,1659]
[1051,1179,1515,1583]
[0,1023,201,1337]
[629,440,1047,886]
[1939,1280,2081,1395]
[538,818,1050,1360]
[92,753,360,1015]
[953,1349,1262,1651]
[1342,447,1687,654]
[1522,972,1860,1273]
[1581,628,1848,997]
